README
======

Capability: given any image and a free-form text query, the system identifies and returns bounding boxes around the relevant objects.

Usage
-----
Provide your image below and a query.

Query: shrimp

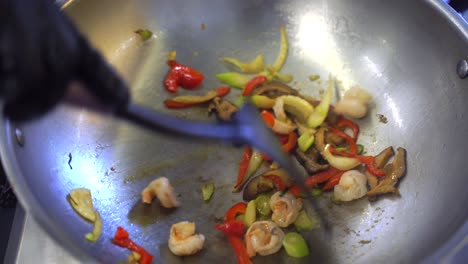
[269,192,303,228]
[245,221,285,257]
[334,170,368,201]
[141,177,179,208]
[168,221,205,256]
[335,86,372,119]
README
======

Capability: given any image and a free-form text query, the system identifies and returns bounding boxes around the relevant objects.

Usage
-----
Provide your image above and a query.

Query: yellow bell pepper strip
[297,132,315,152]
[251,95,275,109]
[244,200,256,227]
[272,26,288,72]
[307,77,334,128]
[216,72,251,89]
[242,75,268,96]
[322,144,360,170]
[164,87,230,108]
[219,54,265,74]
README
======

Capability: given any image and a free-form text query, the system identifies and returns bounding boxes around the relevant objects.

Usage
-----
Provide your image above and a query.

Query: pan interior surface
[2,0,467,263]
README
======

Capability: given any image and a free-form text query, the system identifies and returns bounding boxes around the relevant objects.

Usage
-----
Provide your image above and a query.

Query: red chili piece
[225,202,247,222]
[234,147,252,189]
[112,226,154,264]
[242,76,268,96]
[215,221,245,237]
[164,60,204,93]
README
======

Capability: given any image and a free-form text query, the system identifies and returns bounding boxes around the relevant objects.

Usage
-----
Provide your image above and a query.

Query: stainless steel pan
[2,0,467,263]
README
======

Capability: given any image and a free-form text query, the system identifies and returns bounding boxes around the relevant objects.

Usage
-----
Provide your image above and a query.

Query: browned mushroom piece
[294,147,329,174]
[365,147,395,192]
[252,81,299,98]
[367,147,407,197]
[208,97,238,121]
[325,130,346,146]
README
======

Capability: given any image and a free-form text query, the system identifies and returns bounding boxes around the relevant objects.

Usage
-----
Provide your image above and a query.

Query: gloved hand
[0,0,129,121]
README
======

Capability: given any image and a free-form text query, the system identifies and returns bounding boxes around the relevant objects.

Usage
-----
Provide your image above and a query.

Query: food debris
[377,114,388,124]
[359,240,372,244]
[168,51,177,60]
[68,153,73,170]
[15,128,24,147]
[309,74,320,81]
[134,29,153,41]
[201,23,206,30]
[111,166,116,172]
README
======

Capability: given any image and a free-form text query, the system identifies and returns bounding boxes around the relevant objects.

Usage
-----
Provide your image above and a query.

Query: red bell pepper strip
[322,171,346,191]
[242,75,268,96]
[225,202,247,222]
[305,167,343,189]
[227,236,253,264]
[263,174,286,191]
[288,184,306,197]
[335,118,360,141]
[328,127,358,155]
[164,60,204,93]
[261,111,275,127]
[234,147,252,190]
[164,87,231,108]
[282,131,297,153]
[215,221,245,237]
[356,156,386,176]
[112,226,154,264]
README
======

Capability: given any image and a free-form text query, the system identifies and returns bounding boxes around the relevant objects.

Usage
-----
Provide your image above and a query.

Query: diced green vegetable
[244,200,256,227]
[134,29,153,41]
[202,183,215,202]
[357,144,364,155]
[216,72,251,89]
[310,188,322,197]
[85,233,95,242]
[236,214,245,222]
[307,77,334,128]
[294,210,317,231]
[255,194,272,216]
[219,54,265,74]
[282,232,309,258]
[251,95,275,109]
[298,132,315,152]
[234,96,246,108]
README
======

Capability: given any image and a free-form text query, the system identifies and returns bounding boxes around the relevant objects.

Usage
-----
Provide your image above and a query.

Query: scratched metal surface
[1,0,468,263]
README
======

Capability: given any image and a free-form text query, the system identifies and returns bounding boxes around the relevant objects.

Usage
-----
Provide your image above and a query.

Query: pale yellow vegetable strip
[69,188,96,222]
[272,26,288,72]
[307,77,334,128]
[171,90,218,103]
[85,211,102,242]
[322,144,360,170]
[219,54,265,74]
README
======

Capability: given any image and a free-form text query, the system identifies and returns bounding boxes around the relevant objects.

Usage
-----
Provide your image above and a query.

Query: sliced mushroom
[208,97,237,121]
[294,147,329,174]
[242,169,293,201]
[253,81,299,98]
[365,147,395,191]
[367,147,407,196]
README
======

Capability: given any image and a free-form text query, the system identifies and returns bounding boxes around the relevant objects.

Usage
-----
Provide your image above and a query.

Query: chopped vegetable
[85,211,102,242]
[234,96,246,107]
[202,183,215,201]
[168,51,177,60]
[307,77,334,128]
[228,235,253,264]
[164,60,204,93]
[243,169,292,201]
[69,188,96,222]
[305,167,342,189]
[356,155,386,176]
[225,202,247,222]
[282,232,309,258]
[243,75,268,96]
[280,95,314,123]
[244,149,264,183]
[164,87,230,108]
[294,210,317,231]
[244,200,256,227]
[255,194,272,216]
[251,95,276,109]
[220,55,265,74]
[322,171,346,191]
[215,221,245,237]
[112,226,154,264]
[309,74,320,81]
[233,147,252,192]
[322,144,360,171]
[367,147,407,196]
[357,144,364,155]
[272,26,288,72]
[169,221,205,256]
[297,132,315,152]
[310,188,322,197]
[335,118,360,141]
[261,110,297,135]
[216,72,251,89]
[134,29,153,41]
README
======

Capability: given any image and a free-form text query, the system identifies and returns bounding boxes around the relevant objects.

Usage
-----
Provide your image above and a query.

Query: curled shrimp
[269,192,302,228]
[245,221,285,257]
[168,221,205,256]
[141,177,180,208]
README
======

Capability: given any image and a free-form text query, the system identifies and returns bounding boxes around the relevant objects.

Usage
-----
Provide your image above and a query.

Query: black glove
[0,0,129,121]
